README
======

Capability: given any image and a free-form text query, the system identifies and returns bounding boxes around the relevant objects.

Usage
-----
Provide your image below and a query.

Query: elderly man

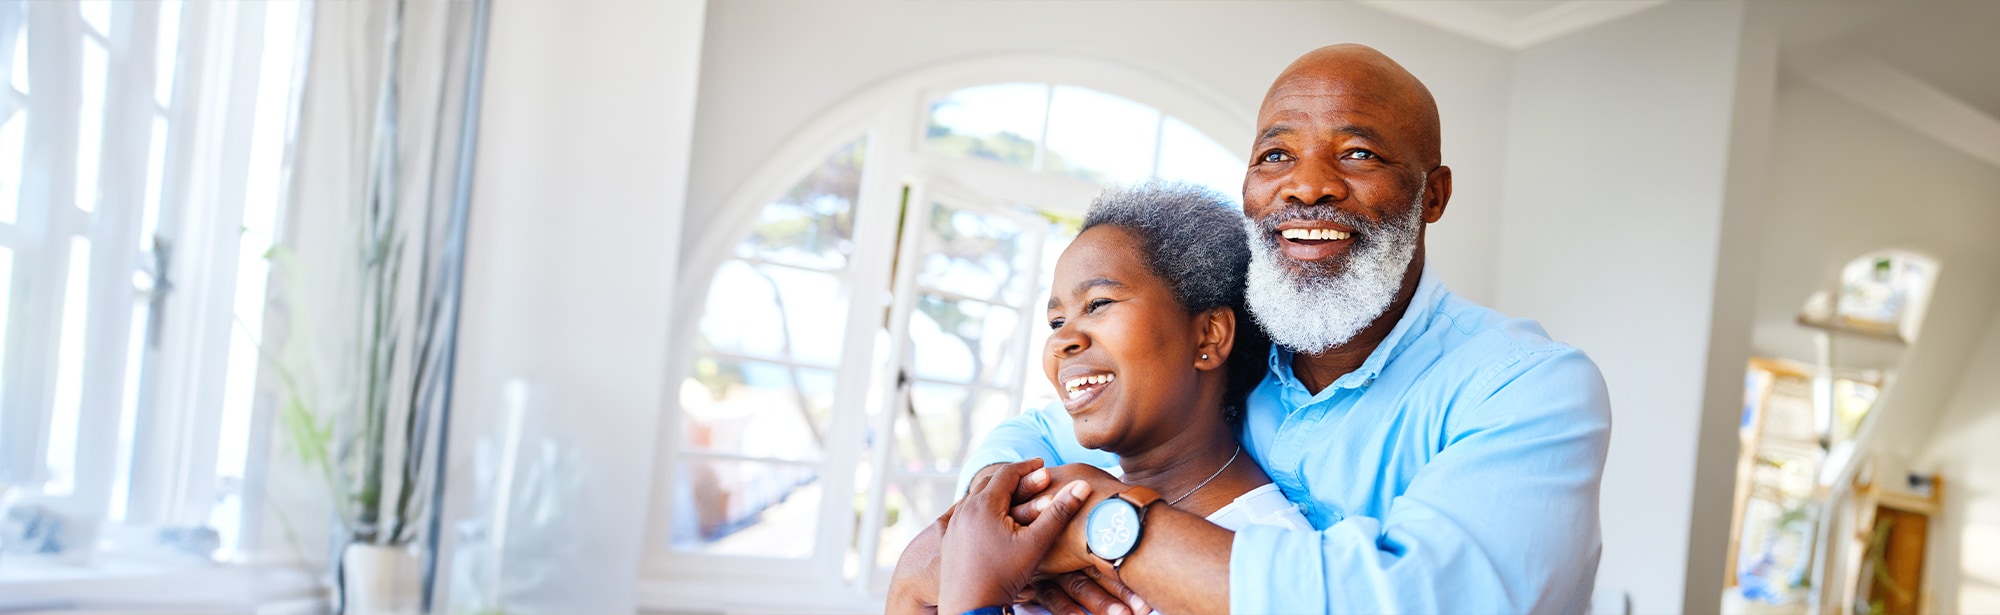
[893,44,1611,615]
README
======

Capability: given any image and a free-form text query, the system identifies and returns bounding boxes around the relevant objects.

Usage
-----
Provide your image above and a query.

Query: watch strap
[1115,486,1162,510]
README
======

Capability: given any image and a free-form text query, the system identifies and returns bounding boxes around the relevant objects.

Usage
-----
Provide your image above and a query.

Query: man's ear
[1195,307,1236,371]
[1422,165,1452,224]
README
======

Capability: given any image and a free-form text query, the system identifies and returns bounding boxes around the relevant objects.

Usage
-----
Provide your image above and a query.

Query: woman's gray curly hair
[1080,180,1268,421]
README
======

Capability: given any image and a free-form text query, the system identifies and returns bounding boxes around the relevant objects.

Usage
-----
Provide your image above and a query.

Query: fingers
[1050,570,1136,615]
[1009,496,1043,525]
[1078,566,1148,615]
[967,460,1042,512]
[1012,466,1053,503]
[1022,481,1090,548]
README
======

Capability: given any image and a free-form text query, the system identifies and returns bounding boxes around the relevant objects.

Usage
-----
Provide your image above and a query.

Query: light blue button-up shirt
[957,266,1612,614]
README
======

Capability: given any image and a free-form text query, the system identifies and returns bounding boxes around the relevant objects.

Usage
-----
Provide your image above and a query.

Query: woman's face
[1043,225,1209,453]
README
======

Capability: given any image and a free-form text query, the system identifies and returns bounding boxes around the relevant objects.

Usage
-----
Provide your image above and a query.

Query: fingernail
[1108,605,1132,615]
[1033,497,1049,512]
[1029,468,1049,484]
[1130,597,1149,614]
[1068,481,1091,499]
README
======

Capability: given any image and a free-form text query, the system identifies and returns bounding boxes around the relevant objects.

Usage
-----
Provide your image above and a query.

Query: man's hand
[938,460,1093,615]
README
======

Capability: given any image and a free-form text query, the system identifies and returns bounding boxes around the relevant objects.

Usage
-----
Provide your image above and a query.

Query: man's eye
[1346,149,1377,160]
[1260,151,1290,164]
[1048,318,1065,330]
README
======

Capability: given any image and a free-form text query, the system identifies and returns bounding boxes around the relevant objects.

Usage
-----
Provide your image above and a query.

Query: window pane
[1043,86,1160,186]
[870,477,954,570]
[679,359,834,461]
[109,295,147,520]
[908,294,1020,387]
[1157,116,1244,206]
[0,246,11,401]
[1021,219,1079,411]
[697,260,848,367]
[925,83,1047,169]
[75,38,107,212]
[155,0,183,107]
[898,382,1008,472]
[917,202,1034,305]
[80,1,112,37]
[735,137,866,271]
[0,108,23,224]
[8,17,25,95]
[669,458,819,559]
[140,115,166,248]
[47,236,93,497]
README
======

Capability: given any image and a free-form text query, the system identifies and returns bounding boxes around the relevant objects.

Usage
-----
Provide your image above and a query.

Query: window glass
[1043,85,1160,186]
[0,109,23,224]
[1157,116,1244,205]
[925,83,1047,169]
[917,202,1034,305]
[735,139,865,271]
[669,458,820,559]
[675,136,869,562]
[75,39,106,212]
[898,382,1009,472]
[908,294,1021,388]
[697,261,850,368]
[80,1,112,37]
[47,237,93,497]
[8,18,26,95]
[155,1,182,107]
[680,360,835,460]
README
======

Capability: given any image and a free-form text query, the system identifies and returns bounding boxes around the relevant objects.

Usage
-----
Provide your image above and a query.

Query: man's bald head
[1262,44,1441,169]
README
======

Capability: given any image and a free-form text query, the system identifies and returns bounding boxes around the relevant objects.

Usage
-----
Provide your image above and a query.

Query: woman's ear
[1195,306,1236,371]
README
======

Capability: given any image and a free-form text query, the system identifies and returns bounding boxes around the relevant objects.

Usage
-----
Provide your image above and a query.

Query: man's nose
[1279,156,1348,206]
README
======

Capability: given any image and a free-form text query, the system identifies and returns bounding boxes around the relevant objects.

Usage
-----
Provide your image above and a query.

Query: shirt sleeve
[1229,348,1613,615]
[955,401,1120,496]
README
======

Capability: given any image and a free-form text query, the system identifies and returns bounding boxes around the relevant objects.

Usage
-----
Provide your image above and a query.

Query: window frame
[0,0,312,565]
[640,54,1254,611]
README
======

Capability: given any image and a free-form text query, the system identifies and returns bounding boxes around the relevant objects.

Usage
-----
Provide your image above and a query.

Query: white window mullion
[71,0,163,517]
[133,0,265,526]
[0,0,82,497]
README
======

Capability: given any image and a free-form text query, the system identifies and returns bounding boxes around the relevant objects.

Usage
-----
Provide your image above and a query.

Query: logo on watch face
[1086,498,1142,560]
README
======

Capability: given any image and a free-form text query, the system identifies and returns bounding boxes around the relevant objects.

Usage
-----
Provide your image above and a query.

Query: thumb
[1022,480,1091,547]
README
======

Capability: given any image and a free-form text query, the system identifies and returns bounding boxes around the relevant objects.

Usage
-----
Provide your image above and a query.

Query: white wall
[439,1,706,612]
[1494,2,1771,612]
[1920,305,2000,614]
[683,0,1513,305]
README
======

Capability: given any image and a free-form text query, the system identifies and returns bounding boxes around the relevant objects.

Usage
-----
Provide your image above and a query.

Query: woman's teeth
[1280,228,1351,241]
[1064,373,1115,395]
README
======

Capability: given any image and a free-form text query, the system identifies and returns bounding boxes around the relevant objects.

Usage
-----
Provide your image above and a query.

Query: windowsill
[0,556,323,614]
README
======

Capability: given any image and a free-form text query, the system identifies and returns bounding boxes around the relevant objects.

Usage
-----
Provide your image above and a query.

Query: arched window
[652,72,1246,603]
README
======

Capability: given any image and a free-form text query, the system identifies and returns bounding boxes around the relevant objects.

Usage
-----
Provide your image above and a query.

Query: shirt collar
[1266,263,1448,394]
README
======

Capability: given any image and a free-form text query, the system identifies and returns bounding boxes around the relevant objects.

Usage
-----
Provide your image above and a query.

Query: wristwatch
[1085,486,1162,574]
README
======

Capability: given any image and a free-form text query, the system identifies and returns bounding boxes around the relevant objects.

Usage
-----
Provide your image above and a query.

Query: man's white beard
[1243,191,1425,355]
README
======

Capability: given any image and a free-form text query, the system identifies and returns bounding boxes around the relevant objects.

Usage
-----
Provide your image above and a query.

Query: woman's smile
[1059,370,1117,412]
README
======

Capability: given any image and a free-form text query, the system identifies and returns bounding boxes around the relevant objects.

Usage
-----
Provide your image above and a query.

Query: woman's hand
[938,459,1093,615]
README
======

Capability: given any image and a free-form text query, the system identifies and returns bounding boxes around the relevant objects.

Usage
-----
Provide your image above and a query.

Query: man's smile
[1273,220,1357,263]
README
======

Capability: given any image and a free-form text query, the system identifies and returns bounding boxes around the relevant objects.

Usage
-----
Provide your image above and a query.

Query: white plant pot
[342,543,421,615]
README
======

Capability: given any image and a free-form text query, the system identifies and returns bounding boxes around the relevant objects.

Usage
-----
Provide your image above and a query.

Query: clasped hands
[889,459,1153,615]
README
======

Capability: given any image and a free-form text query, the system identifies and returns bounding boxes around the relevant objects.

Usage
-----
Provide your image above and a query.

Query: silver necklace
[1167,445,1241,507]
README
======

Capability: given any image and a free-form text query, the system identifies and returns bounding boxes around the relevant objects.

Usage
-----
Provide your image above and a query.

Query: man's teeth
[1064,373,1116,394]
[1280,228,1351,241]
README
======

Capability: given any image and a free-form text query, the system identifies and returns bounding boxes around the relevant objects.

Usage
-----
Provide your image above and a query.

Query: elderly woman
[890,182,1309,615]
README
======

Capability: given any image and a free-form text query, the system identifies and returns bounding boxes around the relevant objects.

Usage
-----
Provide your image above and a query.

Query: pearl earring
[1201,354,1209,360]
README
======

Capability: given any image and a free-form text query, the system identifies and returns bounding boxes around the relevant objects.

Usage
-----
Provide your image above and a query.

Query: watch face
[1086,497,1142,561]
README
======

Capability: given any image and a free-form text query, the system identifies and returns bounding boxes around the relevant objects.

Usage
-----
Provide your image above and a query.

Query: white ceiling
[1782,0,2000,169]
[1353,0,1669,50]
